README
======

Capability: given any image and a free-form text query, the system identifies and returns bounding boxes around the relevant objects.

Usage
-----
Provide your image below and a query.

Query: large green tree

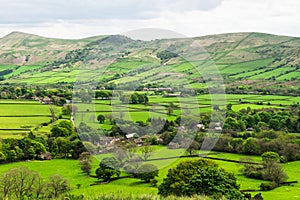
[95,157,121,182]
[158,159,217,196]
[183,166,243,199]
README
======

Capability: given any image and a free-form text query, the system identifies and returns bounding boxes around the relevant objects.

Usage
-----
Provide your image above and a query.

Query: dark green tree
[137,164,159,183]
[95,157,121,182]
[183,166,243,199]
[97,114,106,124]
[158,159,217,196]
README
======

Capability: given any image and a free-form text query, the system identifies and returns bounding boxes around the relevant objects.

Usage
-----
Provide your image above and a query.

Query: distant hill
[0,31,299,92]
[0,31,107,65]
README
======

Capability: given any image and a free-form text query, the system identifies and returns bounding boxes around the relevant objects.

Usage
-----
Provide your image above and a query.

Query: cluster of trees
[95,155,158,184]
[0,167,70,199]
[48,120,86,159]
[95,90,112,100]
[0,84,72,105]
[198,106,300,162]
[156,50,178,63]
[226,84,300,96]
[0,69,13,81]
[224,105,300,133]
[240,152,288,190]
[0,132,48,162]
[93,142,158,184]
[89,103,300,164]
[120,93,148,104]
[0,120,86,163]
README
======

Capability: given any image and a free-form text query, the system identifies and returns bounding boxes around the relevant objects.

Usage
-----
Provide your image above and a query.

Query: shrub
[137,164,159,183]
[260,182,277,191]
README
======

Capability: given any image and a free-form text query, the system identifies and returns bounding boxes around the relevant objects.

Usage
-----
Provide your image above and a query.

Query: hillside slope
[0,32,299,92]
[0,31,107,65]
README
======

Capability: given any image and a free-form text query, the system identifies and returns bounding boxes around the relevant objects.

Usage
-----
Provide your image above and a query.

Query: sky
[0,0,300,39]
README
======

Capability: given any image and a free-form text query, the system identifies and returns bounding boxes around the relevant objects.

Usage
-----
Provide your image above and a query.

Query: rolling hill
[0,32,299,93]
[0,31,107,65]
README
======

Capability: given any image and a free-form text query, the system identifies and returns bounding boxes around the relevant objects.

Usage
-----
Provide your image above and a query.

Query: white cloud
[0,0,299,39]
[0,0,223,23]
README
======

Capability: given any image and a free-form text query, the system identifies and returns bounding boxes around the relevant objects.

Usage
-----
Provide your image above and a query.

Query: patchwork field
[0,100,61,138]
[72,93,300,131]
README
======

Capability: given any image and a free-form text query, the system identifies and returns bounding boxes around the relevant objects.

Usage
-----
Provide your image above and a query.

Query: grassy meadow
[0,100,61,138]
[0,148,299,199]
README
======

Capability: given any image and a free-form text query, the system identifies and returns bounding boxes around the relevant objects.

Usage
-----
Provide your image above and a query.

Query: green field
[0,148,299,199]
[1,93,298,138]
[0,100,61,138]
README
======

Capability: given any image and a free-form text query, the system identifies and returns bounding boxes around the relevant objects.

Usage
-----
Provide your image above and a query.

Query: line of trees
[0,84,72,105]
[120,93,149,104]
[0,120,86,163]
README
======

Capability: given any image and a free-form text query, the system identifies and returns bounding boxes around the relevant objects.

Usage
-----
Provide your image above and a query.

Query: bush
[262,151,280,162]
[260,182,277,191]
[137,164,159,183]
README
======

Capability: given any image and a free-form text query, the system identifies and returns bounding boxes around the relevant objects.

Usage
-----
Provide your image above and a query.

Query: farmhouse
[143,87,172,92]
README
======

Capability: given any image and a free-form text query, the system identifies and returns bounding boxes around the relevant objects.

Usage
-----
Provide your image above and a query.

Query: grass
[0,150,299,199]
[0,100,61,138]
[1,94,297,139]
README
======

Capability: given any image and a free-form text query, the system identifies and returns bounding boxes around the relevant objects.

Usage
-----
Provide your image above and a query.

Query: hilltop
[0,31,107,65]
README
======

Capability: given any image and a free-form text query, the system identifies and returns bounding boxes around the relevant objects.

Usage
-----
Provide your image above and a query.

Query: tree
[95,157,121,182]
[158,159,217,196]
[130,93,139,104]
[157,50,178,63]
[167,107,174,115]
[227,103,233,110]
[79,152,92,175]
[242,137,261,155]
[239,158,264,179]
[97,114,105,124]
[47,174,70,198]
[137,164,159,182]
[51,126,69,137]
[141,145,155,161]
[57,120,74,134]
[54,137,70,158]
[0,167,40,199]
[7,150,17,161]
[0,168,15,198]
[240,158,288,185]
[269,119,280,130]
[105,114,113,124]
[262,152,280,163]
[262,160,288,184]
[280,143,300,161]
[183,166,243,199]
[186,141,200,156]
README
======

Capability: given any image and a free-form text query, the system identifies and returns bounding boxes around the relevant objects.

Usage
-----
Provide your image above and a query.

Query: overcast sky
[0,0,299,39]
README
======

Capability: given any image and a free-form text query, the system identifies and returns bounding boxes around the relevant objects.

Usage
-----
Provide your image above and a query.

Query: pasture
[0,100,61,138]
[73,93,299,131]
[0,148,299,199]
